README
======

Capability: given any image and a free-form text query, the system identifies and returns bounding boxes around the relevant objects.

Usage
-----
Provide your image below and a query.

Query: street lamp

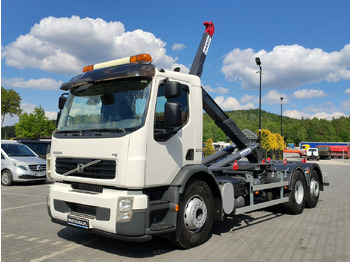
[280,97,283,137]
[255,57,262,143]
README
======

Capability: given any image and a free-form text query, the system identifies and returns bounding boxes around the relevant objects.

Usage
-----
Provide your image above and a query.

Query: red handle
[203,21,214,37]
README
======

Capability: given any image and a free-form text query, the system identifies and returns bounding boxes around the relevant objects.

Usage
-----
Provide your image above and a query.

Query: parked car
[16,139,51,159]
[307,148,319,161]
[1,140,46,186]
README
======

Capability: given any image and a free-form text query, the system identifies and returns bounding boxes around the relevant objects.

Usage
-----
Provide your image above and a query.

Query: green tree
[1,126,16,140]
[203,138,216,157]
[1,87,22,127]
[15,106,55,139]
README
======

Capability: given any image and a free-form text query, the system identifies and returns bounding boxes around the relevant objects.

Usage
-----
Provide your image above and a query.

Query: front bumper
[13,168,46,182]
[48,183,175,241]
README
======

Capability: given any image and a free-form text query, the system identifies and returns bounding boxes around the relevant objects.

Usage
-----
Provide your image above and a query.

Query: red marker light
[232,160,239,170]
[267,157,271,162]
[262,159,266,164]
[302,158,307,163]
[283,159,287,165]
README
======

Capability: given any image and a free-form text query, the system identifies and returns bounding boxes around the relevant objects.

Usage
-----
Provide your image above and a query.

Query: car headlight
[117,197,133,221]
[13,161,29,171]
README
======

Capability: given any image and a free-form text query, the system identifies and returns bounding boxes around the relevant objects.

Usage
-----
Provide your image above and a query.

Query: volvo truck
[47,22,327,249]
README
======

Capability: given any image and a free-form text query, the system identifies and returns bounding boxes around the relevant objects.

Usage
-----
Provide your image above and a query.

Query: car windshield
[57,78,151,135]
[1,144,36,157]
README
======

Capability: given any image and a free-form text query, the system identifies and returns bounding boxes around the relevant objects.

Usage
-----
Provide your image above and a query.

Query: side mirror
[58,93,68,110]
[164,81,181,99]
[165,102,182,129]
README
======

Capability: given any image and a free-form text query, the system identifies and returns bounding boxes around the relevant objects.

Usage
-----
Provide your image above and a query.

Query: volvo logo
[62,160,101,176]
[77,163,84,173]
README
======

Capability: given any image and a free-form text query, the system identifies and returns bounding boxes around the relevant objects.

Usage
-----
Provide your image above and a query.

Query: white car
[1,141,47,186]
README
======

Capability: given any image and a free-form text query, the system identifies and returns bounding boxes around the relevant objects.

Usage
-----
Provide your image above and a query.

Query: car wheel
[1,170,14,186]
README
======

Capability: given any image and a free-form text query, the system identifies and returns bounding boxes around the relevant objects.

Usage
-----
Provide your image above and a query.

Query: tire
[283,170,307,214]
[171,180,214,249]
[306,170,320,208]
[1,170,14,186]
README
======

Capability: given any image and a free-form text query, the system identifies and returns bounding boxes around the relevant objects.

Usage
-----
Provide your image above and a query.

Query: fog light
[117,198,133,221]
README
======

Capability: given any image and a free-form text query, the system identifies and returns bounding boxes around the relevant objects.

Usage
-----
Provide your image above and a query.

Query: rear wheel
[283,170,306,214]
[1,170,14,186]
[171,180,214,249]
[306,170,320,208]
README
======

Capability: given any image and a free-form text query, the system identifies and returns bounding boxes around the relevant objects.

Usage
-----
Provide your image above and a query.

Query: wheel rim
[295,180,305,205]
[310,178,320,200]
[2,172,10,185]
[184,195,207,232]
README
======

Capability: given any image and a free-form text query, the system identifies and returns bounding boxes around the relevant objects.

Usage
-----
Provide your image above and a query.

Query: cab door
[145,80,195,186]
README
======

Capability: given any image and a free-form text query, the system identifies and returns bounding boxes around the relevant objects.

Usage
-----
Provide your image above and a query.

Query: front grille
[69,203,97,217]
[29,164,46,172]
[71,183,103,193]
[55,158,116,179]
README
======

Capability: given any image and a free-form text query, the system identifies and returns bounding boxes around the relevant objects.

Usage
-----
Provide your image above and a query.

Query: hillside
[204,109,350,145]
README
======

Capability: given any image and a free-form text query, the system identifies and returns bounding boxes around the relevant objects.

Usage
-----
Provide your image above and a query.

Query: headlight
[117,197,133,221]
[13,161,29,171]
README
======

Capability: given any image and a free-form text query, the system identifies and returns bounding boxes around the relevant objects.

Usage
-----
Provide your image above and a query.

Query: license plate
[67,215,89,229]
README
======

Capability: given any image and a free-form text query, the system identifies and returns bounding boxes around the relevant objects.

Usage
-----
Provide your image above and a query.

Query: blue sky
[2,0,350,126]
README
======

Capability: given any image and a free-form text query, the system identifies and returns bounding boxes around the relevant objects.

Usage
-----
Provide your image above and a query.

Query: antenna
[151,32,169,64]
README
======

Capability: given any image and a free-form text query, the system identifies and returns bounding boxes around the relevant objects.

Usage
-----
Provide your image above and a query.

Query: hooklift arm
[190,22,260,163]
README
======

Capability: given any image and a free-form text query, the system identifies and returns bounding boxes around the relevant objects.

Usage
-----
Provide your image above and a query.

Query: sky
[1,0,350,126]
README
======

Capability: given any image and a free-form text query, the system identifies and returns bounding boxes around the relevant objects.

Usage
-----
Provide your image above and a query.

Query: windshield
[57,78,151,135]
[2,144,36,157]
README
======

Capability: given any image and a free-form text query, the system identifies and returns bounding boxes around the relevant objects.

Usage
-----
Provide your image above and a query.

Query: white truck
[47,22,327,248]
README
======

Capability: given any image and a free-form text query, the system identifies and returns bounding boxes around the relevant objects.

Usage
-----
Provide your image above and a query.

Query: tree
[15,106,55,139]
[203,138,216,157]
[1,87,22,127]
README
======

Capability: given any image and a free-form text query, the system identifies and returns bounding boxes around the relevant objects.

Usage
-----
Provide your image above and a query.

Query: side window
[154,84,189,140]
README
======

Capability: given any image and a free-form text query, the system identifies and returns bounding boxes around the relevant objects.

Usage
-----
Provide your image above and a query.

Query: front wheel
[1,170,14,186]
[306,170,320,208]
[283,170,307,214]
[171,180,214,249]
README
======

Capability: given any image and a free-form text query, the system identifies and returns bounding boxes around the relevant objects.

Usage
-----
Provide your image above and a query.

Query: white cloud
[345,88,350,94]
[240,94,255,104]
[221,44,350,89]
[294,89,327,99]
[284,109,346,120]
[203,85,229,94]
[2,77,63,90]
[2,16,181,75]
[214,96,254,111]
[262,90,288,105]
[284,110,311,119]
[172,43,186,51]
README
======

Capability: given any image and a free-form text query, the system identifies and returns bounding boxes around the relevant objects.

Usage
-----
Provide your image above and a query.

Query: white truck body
[47,22,327,249]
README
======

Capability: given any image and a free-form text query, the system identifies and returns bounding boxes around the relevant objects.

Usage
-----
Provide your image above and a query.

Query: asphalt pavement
[1,157,349,262]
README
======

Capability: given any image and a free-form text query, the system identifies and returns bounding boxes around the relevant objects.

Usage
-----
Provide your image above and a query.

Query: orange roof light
[83,53,152,73]
[130,53,152,63]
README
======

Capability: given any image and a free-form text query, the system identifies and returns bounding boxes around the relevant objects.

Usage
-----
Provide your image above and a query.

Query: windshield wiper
[89,128,126,135]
